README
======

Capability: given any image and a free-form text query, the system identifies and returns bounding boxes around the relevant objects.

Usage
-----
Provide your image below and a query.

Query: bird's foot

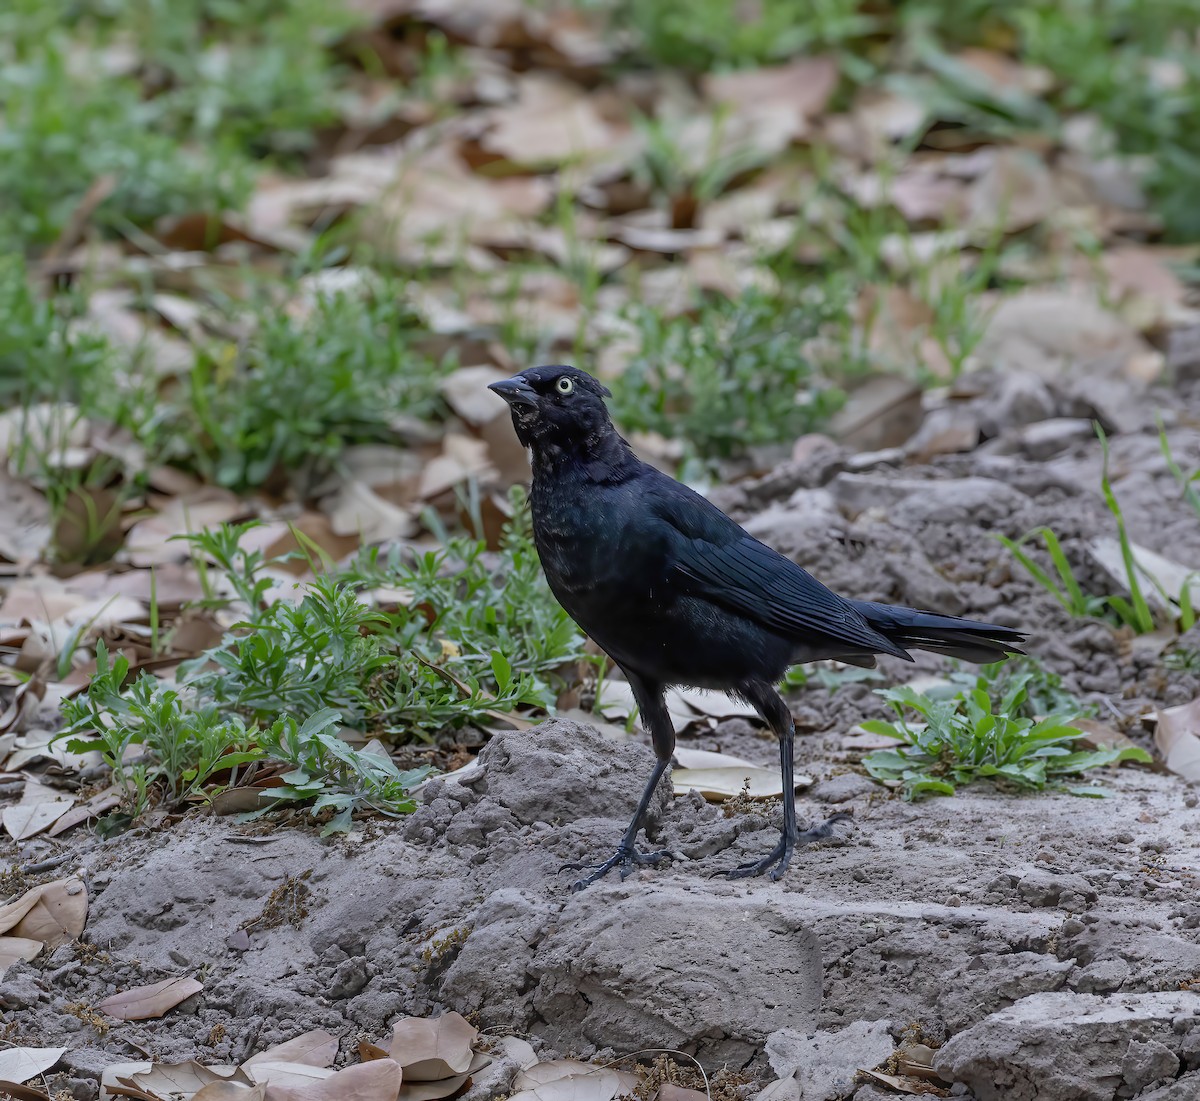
[560,844,673,892]
[727,813,852,882]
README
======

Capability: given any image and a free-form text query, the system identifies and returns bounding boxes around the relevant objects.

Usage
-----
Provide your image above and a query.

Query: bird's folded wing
[670,535,900,654]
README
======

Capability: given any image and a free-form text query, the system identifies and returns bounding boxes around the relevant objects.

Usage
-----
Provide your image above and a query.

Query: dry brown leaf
[510,1060,638,1101]
[656,1086,708,1101]
[2,800,74,840]
[10,877,88,948]
[1089,538,1200,613]
[672,747,757,770]
[98,976,204,1021]
[388,1013,477,1080]
[396,1071,471,1101]
[666,685,760,722]
[0,469,53,565]
[483,75,626,167]
[242,1061,337,1091]
[268,1058,403,1101]
[194,1083,268,1100]
[124,491,245,567]
[245,1030,340,1070]
[671,766,812,802]
[1155,698,1200,782]
[49,788,123,836]
[1102,245,1188,308]
[130,1062,254,1098]
[0,1046,65,1084]
[0,935,44,975]
[703,56,838,140]
[829,374,925,451]
[0,1078,53,1101]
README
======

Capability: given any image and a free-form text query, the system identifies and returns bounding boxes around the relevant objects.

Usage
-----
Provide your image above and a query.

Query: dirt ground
[6,361,1200,1101]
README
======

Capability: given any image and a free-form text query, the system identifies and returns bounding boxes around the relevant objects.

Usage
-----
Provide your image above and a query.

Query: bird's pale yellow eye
[556,376,574,395]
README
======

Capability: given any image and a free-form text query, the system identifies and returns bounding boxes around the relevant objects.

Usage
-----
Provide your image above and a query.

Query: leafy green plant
[1097,424,1156,634]
[861,672,1150,800]
[59,642,263,815]
[160,285,447,492]
[611,287,850,461]
[255,709,431,836]
[944,656,1096,720]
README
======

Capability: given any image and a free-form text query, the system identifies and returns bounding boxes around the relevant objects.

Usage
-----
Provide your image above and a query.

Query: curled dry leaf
[241,1062,337,1091]
[244,1030,340,1070]
[671,766,813,802]
[98,975,204,1021]
[0,935,43,975]
[268,1058,403,1101]
[193,1083,267,1100]
[672,747,756,770]
[0,876,89,972]
[2,800,74,840]
[0,1046,66,1084]
[656,1086,708,1101]
[130,1062,255,1098]
[1155,698,1200,782]
[388,1012,477,1081]
[510,1060,639,1101]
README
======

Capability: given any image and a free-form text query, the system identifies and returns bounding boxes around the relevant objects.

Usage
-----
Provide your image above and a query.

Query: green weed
[611,287,850,461]
[861,669,1150,801]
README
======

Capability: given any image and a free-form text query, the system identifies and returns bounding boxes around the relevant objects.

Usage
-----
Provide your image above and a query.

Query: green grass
[861,662,1150,800]
[610,286,852,461]
[54,493,584,832]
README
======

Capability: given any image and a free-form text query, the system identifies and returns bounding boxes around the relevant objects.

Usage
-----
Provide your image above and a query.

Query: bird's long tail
[848,600,1026,665]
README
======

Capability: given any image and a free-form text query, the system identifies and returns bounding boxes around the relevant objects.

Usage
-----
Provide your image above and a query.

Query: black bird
[489,365,1024,890]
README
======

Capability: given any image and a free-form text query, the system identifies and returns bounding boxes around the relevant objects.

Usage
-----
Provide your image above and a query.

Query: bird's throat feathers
[529,424,639,485]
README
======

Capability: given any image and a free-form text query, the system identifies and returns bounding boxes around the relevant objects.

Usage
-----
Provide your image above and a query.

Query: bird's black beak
[488,375,538,409]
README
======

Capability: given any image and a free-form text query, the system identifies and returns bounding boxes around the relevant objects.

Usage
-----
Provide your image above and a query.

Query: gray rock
[933,991,1200,1101]
[1016,869,1098,909]
[1135,1070,1200,1100]
[1068,959,1131,994]
[811,774,877,804]
[528,884,822,1064]
[1121,1038,1180,1094]
[829,474,1027,526]
[465,722,671,830]
[977,371,1058,435]
[765,1020,894,1100]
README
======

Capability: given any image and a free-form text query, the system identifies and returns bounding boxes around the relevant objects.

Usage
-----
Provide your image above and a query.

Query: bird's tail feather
[848,600,1025,665]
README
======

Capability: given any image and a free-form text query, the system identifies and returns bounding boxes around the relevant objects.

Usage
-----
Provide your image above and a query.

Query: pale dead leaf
[397,1071,470,1101]
[0,1046,65,1084]
[656,1085,708,1101]
[418,436,493,501]
[511,1060,638,1101]
[1102,245,1188,308]
[245,1030,339,1070]
[672,747,757,770]
[703,56,839,141]
[3,801,74,840]
[829,374,924,451]
[0,1077,53,1100]
[268,1058,403,1101]
[0,469,53,565]
[388,1012,477,1080]
[323,480,418,543]
[671,766,812,802]
[1089,538,1200,613]
[124,491,245,567]
[49,788,122,836]
[194,1082,268,1100]
[131,1062,253,1098]
[0,935,43,976]
[1155,698,1200,782]
[100,1061,152,1101]
[484,76,625,167]
[10,876,88,948]
[98,976,203,1021]
[857,1068,927,1095]
[965,146,1058,232]
[440,366,512,427]
[666,686,760,722]
[242,1061,337,1090]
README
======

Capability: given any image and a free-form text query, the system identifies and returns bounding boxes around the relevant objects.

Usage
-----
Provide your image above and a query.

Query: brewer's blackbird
[489,365,1024,890]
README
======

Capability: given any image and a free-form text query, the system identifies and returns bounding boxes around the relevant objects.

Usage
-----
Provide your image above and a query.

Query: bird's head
[487,365,614,451]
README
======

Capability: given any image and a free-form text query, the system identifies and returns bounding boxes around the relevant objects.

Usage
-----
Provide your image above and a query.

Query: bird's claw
[560,845,673,892]
[726,813,852,882]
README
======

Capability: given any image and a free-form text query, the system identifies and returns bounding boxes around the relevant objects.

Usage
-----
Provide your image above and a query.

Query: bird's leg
[560,673,674,892]
[728,682,850,881]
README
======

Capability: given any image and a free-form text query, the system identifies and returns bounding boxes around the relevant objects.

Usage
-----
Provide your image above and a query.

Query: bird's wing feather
[670,536,904,654]
[641,480,905,656]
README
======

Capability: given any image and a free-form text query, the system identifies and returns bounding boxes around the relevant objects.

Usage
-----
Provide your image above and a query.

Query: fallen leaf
[857,1068,928,1094]
[703,56,839,141]
[0,1047,66,1084]
[245,1031,339,1070]
[268,1058,403,1101]
[2,800,74,840]
[510,1060,638,1101]
[671,766,812,802]
[1089,538,1200,613]
[9,876,88,948]
[1155,698,1200,781]
[123,491,245,568]
[388,1012,477,1080]
[666,685,761,722]
[672,748,757,770]
[483,75,625,167]
[656,1086,708,1101]
[98,976,204,1021]
[130,1062,253,1098]
[0,1079,54,1100]
[100,1062,152,1101]
[396,1071,470,1101]
[49,788,123,836]
[193,1083,268,1100]
[829,374,925,451]
[0,935,44,976]
[242,1061,338,1090]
